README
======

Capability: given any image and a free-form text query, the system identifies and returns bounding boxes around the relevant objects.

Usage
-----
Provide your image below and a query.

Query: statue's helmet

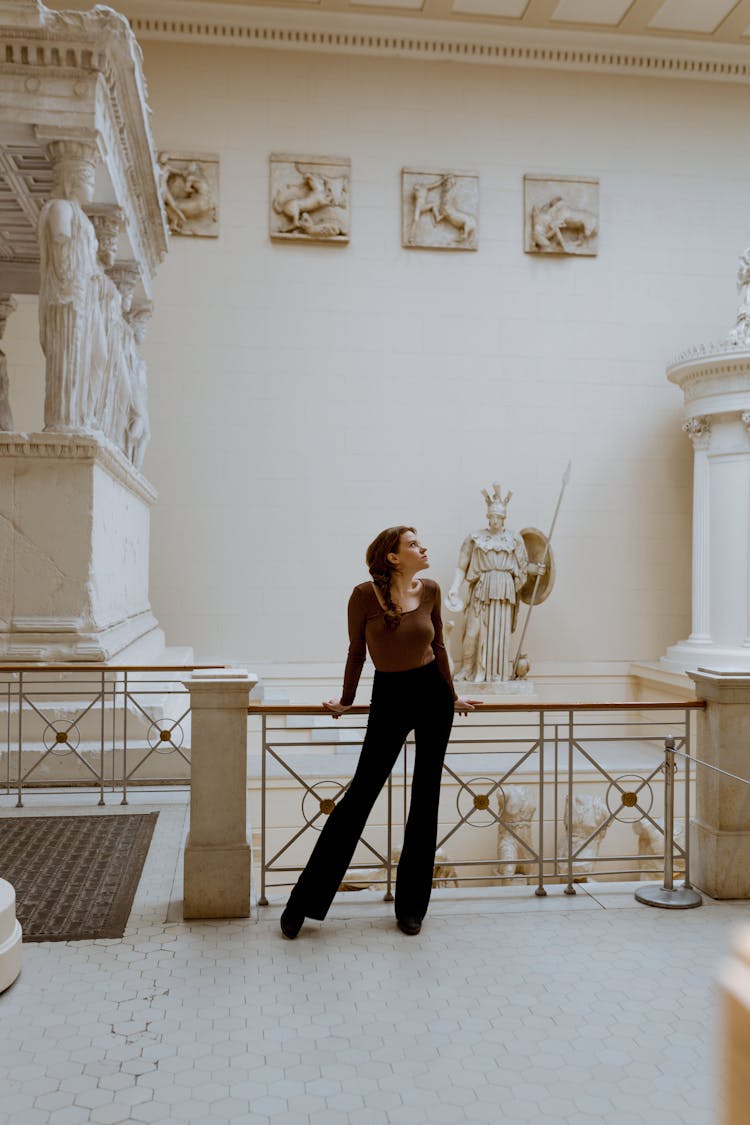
[482,483,512,518]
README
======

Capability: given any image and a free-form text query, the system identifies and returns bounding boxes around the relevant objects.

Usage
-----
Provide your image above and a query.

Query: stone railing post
[689,670,750,898]
[183,670,257,919]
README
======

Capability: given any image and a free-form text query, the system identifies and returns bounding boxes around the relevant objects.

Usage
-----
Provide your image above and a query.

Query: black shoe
[280,906,304,939]
[397,917,421,936]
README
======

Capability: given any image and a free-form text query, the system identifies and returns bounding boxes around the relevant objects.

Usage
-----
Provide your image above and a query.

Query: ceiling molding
[106,0,750,81]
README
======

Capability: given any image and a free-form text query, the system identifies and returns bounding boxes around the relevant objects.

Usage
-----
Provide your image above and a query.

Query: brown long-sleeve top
[340,578,456,706]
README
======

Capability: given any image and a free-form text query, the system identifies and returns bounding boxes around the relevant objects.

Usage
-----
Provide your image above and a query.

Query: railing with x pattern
[248,700,705,904]
[0,665,221,805]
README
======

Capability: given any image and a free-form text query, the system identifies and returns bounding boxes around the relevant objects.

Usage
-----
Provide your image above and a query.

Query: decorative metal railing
[0,665,219,806]
[249,701,706,905]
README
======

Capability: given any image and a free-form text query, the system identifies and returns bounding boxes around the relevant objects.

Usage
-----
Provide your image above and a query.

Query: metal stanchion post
[635,736,702,910]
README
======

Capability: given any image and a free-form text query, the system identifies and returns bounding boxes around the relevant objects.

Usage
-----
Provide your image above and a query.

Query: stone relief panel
[524,174,599,256]
[402,169,478,251]
[158,152,219,238]
[270,154,350,242]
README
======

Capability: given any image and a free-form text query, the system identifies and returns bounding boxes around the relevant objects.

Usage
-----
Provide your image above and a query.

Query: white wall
[7,43,750,684]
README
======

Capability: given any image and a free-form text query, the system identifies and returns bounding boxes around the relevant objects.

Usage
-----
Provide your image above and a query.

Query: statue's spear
[511,461,571,679]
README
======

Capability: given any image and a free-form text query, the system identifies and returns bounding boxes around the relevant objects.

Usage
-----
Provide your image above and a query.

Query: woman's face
[388,531,429,574]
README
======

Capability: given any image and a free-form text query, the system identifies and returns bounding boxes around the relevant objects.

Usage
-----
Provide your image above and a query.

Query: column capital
[683,415,712,450]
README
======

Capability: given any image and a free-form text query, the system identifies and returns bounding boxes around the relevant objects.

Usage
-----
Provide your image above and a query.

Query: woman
[280,526,477,939]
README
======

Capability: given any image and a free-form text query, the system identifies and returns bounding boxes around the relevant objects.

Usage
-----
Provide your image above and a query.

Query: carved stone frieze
[401,168,478,251]
[158,151,219,238]
[524,174,599,256]
[115,5,750,85]
[0,432,157,505]
[0,1,168,294]
[270,154,350,242]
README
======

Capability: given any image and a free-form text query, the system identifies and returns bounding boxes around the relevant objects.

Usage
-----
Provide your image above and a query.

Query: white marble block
[0,879,22,993]
[0,432,163,662]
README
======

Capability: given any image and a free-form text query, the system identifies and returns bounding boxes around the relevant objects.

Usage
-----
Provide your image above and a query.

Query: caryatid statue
[38,139,107,433]
[445,485,554,684]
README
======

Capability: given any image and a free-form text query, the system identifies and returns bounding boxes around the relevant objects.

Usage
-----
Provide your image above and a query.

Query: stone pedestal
[458,679,540,703]
[663,347,750,673]
[0,433,163,662]
[689,670,750,899]
[183,671,258,919]
[0,879,22,992]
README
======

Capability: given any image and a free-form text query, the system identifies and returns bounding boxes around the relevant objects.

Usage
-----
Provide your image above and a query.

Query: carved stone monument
[0,0,170,662]
[269,154,350,242]
[402,169,478,250]
[524,174,599,256]
[662,246,750,673]
[158,152,219,238]
[445,484,553,693]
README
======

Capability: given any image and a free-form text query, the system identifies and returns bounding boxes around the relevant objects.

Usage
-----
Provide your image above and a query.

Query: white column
[183,671,257,919]
[662,347,750,673]
[684,417,712,643]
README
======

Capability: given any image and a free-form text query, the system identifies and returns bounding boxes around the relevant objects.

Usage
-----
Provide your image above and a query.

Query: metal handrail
[253,700,702,906]
[249,700,706,714]
[0,664,224,673]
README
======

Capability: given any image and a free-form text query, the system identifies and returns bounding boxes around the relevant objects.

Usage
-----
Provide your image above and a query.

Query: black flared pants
[286,660,455,922]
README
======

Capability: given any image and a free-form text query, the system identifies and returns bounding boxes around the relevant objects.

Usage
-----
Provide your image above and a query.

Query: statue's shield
[518,527,555,606]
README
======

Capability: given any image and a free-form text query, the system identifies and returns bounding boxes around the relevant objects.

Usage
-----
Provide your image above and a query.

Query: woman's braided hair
[366,526,415,631]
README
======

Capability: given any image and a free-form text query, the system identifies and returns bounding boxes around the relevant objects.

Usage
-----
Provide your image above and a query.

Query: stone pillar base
[692,820,750,900]
[183,841,251,919]
[0,879,22,993]
[0,432,161,662]
[662,640,750,675]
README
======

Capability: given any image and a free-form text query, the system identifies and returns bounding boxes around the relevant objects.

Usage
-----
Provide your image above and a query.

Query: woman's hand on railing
[323,699,352,720]
[455,697,482,716]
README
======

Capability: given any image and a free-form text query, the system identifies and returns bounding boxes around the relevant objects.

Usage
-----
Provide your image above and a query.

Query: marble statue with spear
[445,465,569,686]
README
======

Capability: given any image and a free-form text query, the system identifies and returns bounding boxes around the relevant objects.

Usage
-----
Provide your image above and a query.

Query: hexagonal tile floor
[0,793,737,1124]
